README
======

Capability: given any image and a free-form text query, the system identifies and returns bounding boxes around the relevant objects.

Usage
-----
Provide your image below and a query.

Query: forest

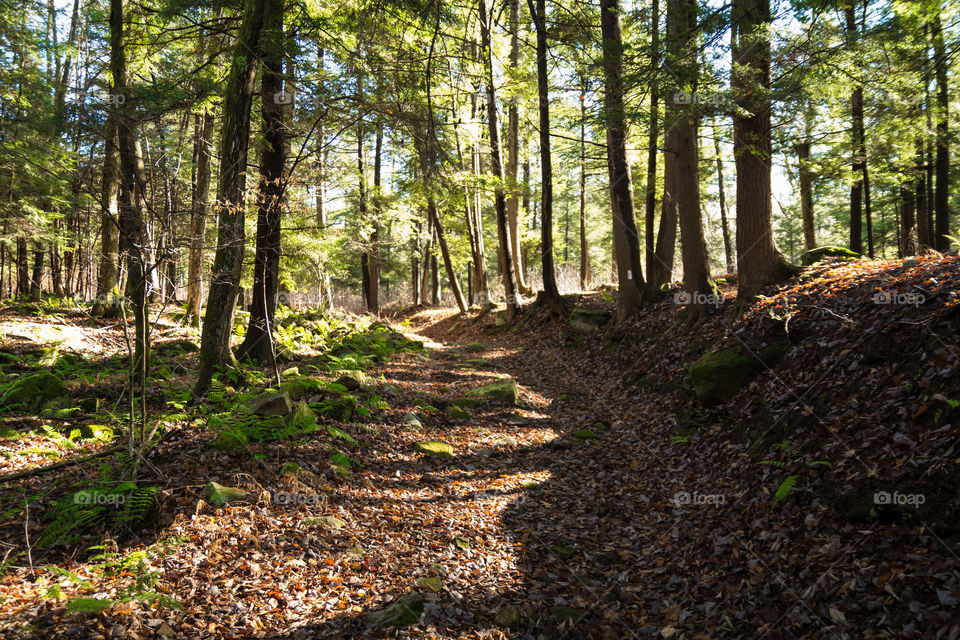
[0,0,958,636]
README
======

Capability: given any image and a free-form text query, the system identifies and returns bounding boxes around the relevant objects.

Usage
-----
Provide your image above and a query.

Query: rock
[415,441,455,458]
[453,536,471,549]
[416,576,443,593]
[79,397,100,413]
[573,429,598,440]
[366,592,424,627]
[550,606,587,624]
[38,347,59,367]
[689,343,786,406]
[549,544,575,558]
[250,391,292,416]
[452,397,482,409]
[156,338,199,355]
[301,515,346,529]
[335,371,366,391]
[211,429,248,450]
[402,412,423,430]
[590,550,620,565]
[2,372,69,411]
[445,405,470,420]
[467,380,519,404]
[288,402,317,430]
[801,245,860,266]
[465,342,487,352]
[568,308,612,333]
[318,396,354,421]
[495,604,522,629]
[494,310,509,326]
[200,482,249,507]
[280,376,324,400]
[280,366,300,378]
[380,383,400,396]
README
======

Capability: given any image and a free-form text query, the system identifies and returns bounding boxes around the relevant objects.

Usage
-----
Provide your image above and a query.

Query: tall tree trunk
[185,109,213,327]
[579,77,593,290]
[194,0,271,395]
[846,3,864,255]
[110,0,149,383]
[665,0,716,323]
[506,0,530,296]
[713,117,734,268]
[369,122,382,313]
[796,102,816,253]
[238,0,285,365]
[16,238,29,296]
[901,184,916,256]
[480,0,519,318]
[30,245,44,302]
[732,0,795,304]
[644,0,660,285]
[916,138,930,248]
[931,10,949,251]
[600,0,647,320]
[528,0,562,312]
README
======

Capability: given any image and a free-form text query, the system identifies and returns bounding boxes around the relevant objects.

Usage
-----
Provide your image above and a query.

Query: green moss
[690,343,787,406]
[2,372,70,411]
[467,380,519,404]
[801,245,860,266]
[415,441,455,458]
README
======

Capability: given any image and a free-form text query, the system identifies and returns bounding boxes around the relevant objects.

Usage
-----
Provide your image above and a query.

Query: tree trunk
[916,138,930,248]
[369,121,382,313]
[528,0,562,312]
[931,10,949,251]
[110,0,149,383]
[644,0,660,284]
[506,0,530,296]
[600,0,647,320]
[194,0,271,395]
[846,4,864,256]
[901,184,916,256]
[30,245,44,302]
[732,0,795,304]
[713,117,735,268]
[796,102,816,253]
[16,238,29,296]
[579,77,593,290]
[665,0,716,323]
[480,0,519,318]
[185,109,213,326]
[238,0,285,365]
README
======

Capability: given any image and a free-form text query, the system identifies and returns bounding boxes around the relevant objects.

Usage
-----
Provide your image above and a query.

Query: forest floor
[0,255,958,639]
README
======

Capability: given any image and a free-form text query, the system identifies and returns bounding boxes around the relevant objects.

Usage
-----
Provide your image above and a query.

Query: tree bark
[528,0,562,312]
[507,0,530,296]
[238,0,285,365]
[600,0,647,321]
[480,0,519,318]
[846,3,864,256]
[665,0,716,323]
[93,112,121,316]
[931,10,949,251]
[110,0,149,383]
[579,77,593,290]
[732,0,795,304]
[644,0,660,286]
[194,0,271,395]
[185,109,213,327]
[713,117,735,268]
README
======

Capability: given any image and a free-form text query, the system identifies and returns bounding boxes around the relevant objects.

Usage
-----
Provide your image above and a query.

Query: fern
[771,475,799,510]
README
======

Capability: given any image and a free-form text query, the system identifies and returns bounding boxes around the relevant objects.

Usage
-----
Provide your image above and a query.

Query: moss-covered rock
[495,605,523,629]
[445,405,470,420]
[366,592,424,627]
[200,482,249,507]
[415,441,455,458]
[573,429,599,441]
[467,380,519,404]
[249,390,292,416]
[801,245,860,266]
[280,376,324,400]
[318,396,355,421]
[403,411,423,430]
[335,371,367,391]
[2,372,70,411]
[568,308,612,334]
[689,343,787,406]
[452,397,482,409]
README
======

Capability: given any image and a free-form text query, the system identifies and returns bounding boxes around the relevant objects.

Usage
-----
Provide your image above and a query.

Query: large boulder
[2,372,69,412]
[568,308,612,334]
